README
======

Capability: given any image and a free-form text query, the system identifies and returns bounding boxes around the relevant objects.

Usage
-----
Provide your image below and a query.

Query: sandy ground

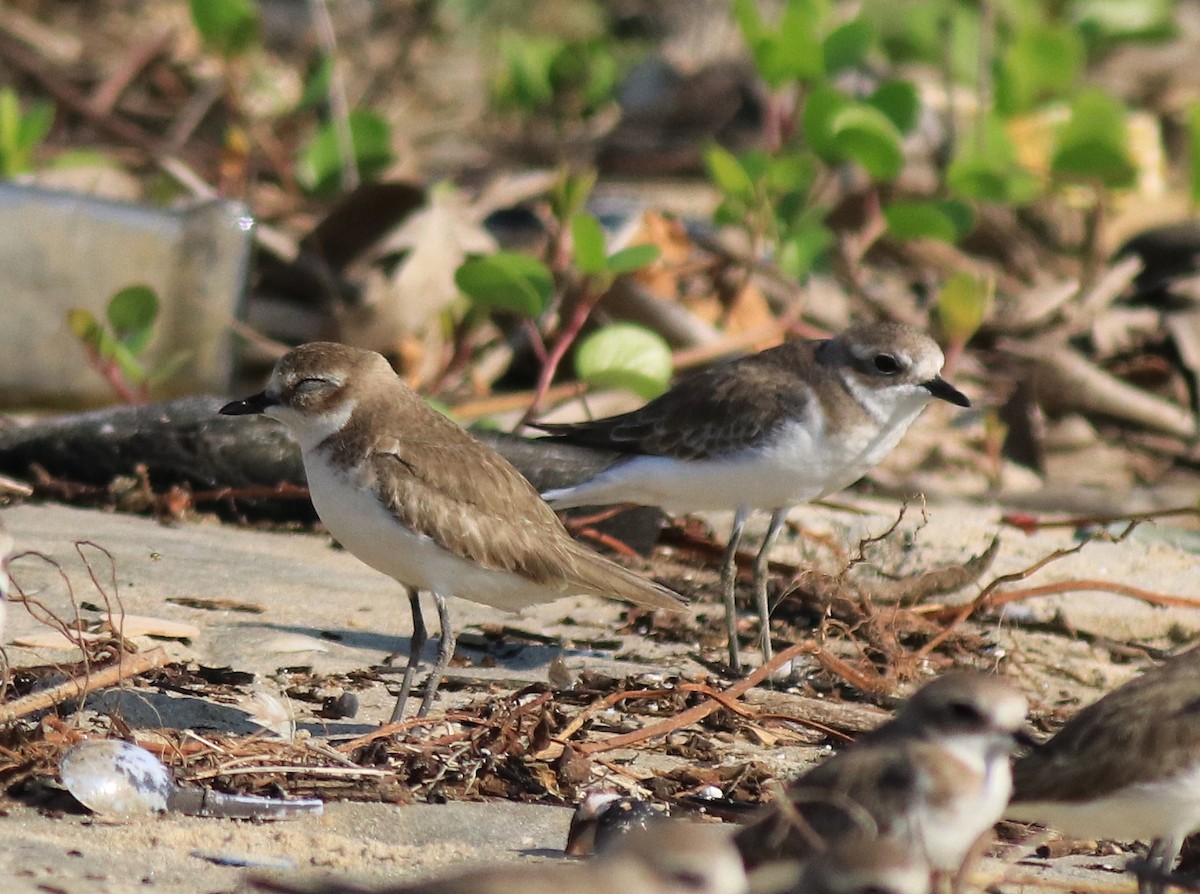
[2,498,1196,893]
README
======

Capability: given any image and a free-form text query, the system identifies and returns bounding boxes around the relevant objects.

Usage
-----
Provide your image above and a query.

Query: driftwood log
[0,397,666,552]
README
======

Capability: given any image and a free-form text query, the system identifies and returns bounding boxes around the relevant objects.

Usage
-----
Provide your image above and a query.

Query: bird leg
[390,586,426,723]
[721,507,750,673]
[752,508,788,666]
[1133,836,1180,894]
[418,592,457,717]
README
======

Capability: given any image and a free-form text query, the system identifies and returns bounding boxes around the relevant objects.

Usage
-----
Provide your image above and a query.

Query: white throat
[266,399,356,453]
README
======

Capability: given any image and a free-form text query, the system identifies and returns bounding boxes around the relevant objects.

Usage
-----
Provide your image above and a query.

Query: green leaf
[828,104,904,181]
[551,168,597,223]
[737,0,825,86]
[107,338,148,385]
[1189,101,1200,207]
[106,285,159,343]
[884,202,960,243]
[823,18,874,73]
[49,149,121,169]
[67,308,104,348]
[803,85,852,161]
[705,144,755,199]
[296,56,334,112]
[867,80,919,134]
[571,213,607,276]
[548,39,619,116]
[0,88,53,175]
[494,32,559,111]
[295,109,394,195]
[996,23,1083,114]
[947,114,1040,204]
[16,100,53,153]
[766,152,817,193]
[455,252,554,318]
[938,199,975,238]
[189,0,260,57]
[777,221,833,280]
[1069,0,1175,47]
[936,271,992,345]
[733,0,766,46]
[575,323,673,400]
[775,0,826,82]
[606,244,660,275]
[1050,89,1136,188]
[147,350,192,386]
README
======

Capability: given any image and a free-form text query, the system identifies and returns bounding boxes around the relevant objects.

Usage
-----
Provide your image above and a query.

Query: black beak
[924,376,971,408]
[219,391,278,416]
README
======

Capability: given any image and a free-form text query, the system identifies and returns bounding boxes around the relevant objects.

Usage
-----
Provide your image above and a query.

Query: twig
[914,523,1139,658]
[1001,505,1199,534]
[188,764,392,781]
[87,28,173,116]
[0,647,168,723]
[573,641,815,755]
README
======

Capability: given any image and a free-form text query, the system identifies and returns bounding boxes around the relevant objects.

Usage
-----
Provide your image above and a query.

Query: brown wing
[1013,648,1200,801]
[368,434,590,588]
[361,423,684,611]
[535,341,823,460]
[736,741,945,866]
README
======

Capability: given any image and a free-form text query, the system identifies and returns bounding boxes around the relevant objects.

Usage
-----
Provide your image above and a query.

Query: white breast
[1006,762,1200,844]
[544,395,933,514]
[915,747,1011,872]
[302,448,569,612]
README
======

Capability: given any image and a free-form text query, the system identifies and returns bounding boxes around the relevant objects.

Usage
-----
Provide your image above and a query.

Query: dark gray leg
[1135,836,1180,894]
[752,508,788,665]
[722,507,749,673]
[389,586,426,723]
[418,592,456,717]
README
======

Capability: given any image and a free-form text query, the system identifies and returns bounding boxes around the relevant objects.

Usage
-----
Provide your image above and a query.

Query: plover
[735,672,1028,888]
[535,322,969,671]
[249,819,748,894]
[221,343,684,721]
[1007,646,1200,894]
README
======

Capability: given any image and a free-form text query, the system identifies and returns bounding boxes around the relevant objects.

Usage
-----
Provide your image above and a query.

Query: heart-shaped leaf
[575,323,673,400]
[828,103,904,181]
[455,252,554,318]
[106,285,159,355]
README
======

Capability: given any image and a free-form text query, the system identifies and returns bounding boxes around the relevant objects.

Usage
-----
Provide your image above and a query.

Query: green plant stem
[83,347,149,404]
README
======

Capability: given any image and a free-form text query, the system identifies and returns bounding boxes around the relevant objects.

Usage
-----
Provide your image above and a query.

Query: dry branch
[0,647,168,723]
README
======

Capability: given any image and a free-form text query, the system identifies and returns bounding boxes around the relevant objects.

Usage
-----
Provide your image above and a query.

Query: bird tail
[564,540,687,613]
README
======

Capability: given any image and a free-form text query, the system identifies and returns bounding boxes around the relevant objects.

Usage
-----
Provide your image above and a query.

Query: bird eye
[294,377,332,396]
[948,701,982,723]
[873,353,902,375]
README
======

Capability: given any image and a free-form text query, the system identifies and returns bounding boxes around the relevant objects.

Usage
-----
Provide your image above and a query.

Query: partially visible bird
[1007,645,1200,894]
[734,672,1029,889]
[248,819,749,894]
